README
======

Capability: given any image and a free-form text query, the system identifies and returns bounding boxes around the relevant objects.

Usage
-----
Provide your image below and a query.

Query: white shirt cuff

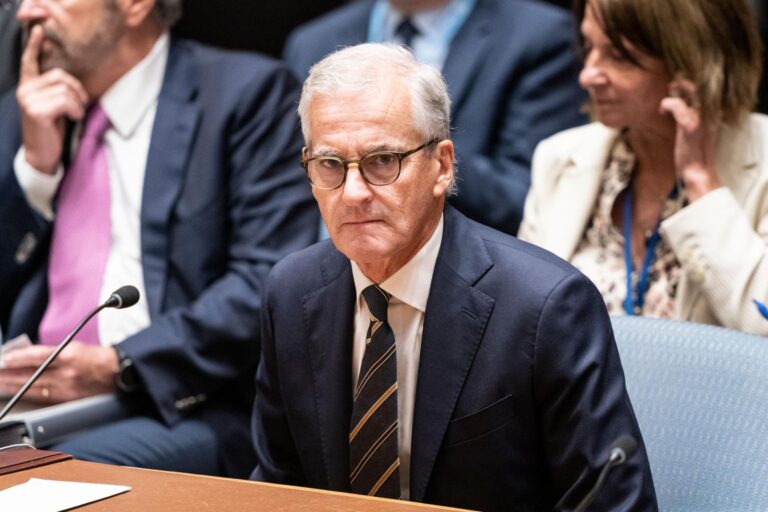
[14,147,64,221]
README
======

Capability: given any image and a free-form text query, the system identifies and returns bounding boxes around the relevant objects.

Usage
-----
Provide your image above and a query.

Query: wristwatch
[114,347,142,393]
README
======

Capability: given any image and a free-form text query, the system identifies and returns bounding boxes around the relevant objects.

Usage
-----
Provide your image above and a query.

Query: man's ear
[119,0,157,28]
[432,139,455,197]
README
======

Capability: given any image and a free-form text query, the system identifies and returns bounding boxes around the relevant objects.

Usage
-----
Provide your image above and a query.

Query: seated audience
[251,43,656,511]
[0,0,317,476]
[519,0,768,335]
[283,0,587,235]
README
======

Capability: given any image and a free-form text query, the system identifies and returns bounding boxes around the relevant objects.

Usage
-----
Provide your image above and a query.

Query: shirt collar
[99,32,170,138]
[351,214,444,313]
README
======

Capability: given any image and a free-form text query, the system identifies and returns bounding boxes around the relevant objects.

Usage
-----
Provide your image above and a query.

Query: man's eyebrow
[308,143,401,158]
[364,143,399,154]
[307,147,341,157]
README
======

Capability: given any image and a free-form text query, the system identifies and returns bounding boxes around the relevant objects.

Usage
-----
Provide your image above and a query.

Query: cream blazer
[519,115,768,336]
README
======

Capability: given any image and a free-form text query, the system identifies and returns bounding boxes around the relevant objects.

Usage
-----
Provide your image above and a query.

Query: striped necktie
[349,284,401,498]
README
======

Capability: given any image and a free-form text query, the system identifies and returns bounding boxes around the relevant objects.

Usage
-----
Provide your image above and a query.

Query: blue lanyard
[623,184,663,316]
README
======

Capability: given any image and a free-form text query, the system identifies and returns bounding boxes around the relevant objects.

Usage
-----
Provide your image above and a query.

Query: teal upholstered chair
[611,316,768,511]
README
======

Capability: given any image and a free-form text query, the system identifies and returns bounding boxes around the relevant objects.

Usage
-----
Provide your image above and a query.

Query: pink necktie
[39,104,112,346]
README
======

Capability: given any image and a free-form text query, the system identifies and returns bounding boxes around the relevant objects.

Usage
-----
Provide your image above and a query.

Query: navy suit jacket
[283,0,587,234]
[0,38,319,477]
[252,206,657,511]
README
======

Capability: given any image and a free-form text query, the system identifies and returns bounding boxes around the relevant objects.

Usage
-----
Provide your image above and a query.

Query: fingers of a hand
[660,97,699,131]
[1,345,57,369]
[18,71,88,118]
[20,25,43,80]
[0,370,35,393]
[21,86,87,122]
[27,69,89,105]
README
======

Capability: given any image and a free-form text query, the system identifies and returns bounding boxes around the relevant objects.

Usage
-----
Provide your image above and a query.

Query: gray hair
[298,43,455,194]
[153,0,183,27]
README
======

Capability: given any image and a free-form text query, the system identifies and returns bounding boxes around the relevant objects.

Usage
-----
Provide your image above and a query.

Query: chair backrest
[610,316,768,511]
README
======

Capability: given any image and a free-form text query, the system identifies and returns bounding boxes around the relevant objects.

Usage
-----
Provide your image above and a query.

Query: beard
[33,4,124,80]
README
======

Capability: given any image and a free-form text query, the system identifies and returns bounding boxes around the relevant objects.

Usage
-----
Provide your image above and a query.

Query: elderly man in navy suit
[0,0,317,476]
[284,0,587,235]
[251,44,656,511]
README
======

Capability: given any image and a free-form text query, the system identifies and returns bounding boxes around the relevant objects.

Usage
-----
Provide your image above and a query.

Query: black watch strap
[114,347,142,393]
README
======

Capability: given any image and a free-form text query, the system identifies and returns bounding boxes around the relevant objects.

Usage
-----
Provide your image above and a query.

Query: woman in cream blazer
[519,0,768,336]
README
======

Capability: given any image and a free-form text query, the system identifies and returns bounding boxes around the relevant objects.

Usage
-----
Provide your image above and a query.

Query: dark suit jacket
[283,0,588,234]
[0,9,21,96]
[0,38,319,477]
[252,205,657,511]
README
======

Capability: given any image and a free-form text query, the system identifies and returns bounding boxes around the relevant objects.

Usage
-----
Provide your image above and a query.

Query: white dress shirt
[13,33,170,346]
[350,215,444,500]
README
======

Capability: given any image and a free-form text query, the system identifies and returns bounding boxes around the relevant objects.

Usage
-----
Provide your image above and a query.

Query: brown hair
[574,0,763,124]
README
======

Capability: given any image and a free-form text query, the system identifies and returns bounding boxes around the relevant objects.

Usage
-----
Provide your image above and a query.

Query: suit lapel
[302,248,355,491]
[410,207,495,502]
[441,0,494,114]
[543,125,617,259]
[140,40,201,318]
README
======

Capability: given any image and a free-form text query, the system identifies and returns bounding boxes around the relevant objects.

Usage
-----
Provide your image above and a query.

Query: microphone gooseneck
[0,286,140,423]
[572,435,638,512]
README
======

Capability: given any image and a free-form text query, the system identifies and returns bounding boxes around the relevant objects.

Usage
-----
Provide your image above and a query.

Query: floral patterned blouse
[570,136,685,317]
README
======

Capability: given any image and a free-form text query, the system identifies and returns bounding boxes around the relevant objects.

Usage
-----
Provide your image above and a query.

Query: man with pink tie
[0,0,317,476]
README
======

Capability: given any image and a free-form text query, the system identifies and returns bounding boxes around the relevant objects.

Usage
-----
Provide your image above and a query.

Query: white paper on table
[0,478,131,511]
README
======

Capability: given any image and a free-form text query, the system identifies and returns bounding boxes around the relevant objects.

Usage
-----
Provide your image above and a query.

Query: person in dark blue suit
[0,0,317,477]
[283,0,587,235]
[251,44,656,510]
[0,2,21,95]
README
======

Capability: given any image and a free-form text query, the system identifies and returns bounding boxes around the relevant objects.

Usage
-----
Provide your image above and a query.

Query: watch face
[116,357,140,392]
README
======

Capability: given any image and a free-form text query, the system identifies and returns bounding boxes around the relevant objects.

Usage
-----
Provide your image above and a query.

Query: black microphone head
[105,285,140,309]
[609,434,638,465]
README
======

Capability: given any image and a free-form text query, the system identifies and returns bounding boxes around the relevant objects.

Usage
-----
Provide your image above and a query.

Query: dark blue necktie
[395,17,419,48]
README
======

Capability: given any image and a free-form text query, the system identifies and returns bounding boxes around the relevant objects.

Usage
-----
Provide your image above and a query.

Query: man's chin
[38,49,74,76]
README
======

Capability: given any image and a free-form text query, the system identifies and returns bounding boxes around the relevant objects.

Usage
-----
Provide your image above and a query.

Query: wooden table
[0,458,468,511]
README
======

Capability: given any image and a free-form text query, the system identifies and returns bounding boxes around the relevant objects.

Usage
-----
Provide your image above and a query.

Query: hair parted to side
[153,0,183,27]
[298,44,456,194]
[574,0,763,124]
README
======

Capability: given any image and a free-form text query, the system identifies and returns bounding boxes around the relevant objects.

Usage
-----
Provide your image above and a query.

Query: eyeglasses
[301,139,440,190]
[0,0,18,11]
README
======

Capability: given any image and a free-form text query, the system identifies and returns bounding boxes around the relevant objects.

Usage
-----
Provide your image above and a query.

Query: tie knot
[395,17,419,48]
[362,285,391,323]
[81,103,111,144]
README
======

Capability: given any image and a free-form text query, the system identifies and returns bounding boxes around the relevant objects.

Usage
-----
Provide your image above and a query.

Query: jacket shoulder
[266,240,345,299]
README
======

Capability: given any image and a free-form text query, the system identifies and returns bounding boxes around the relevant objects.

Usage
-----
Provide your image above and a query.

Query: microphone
[104,285,140,309]
[572,435,638,512]
[0,286,140,423]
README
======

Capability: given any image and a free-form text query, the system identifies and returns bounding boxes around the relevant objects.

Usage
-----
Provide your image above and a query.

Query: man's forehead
[306,87,419,151]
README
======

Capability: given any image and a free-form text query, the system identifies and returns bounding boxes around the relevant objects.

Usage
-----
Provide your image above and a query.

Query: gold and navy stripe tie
[349,284,400,498]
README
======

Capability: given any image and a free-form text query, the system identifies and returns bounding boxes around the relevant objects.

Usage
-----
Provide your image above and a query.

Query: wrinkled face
[306,79,453,279]
[17,0,124,77]
[579,2,672,131]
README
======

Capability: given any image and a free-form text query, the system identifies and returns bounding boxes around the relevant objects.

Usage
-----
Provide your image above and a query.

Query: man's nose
[17,0,47,23]
[341,164,373,204]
